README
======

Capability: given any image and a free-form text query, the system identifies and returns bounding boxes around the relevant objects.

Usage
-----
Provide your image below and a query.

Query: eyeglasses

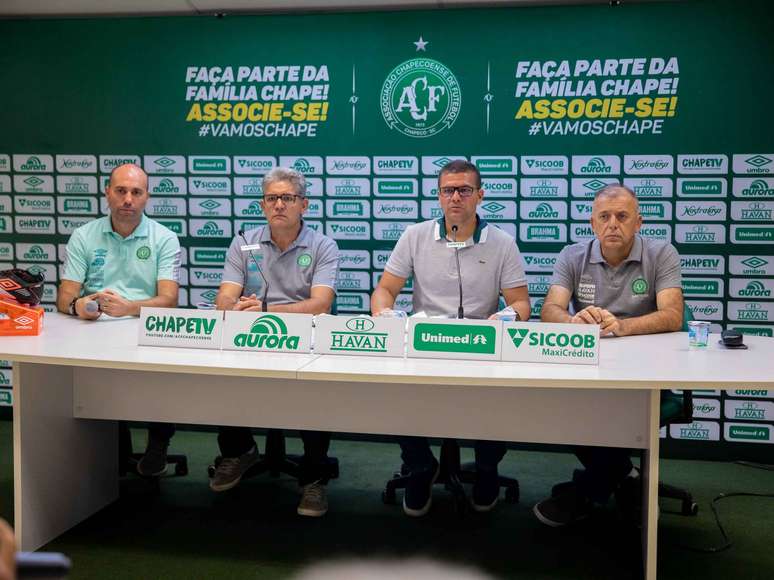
[439,186,477,198]
[263,194,302,204]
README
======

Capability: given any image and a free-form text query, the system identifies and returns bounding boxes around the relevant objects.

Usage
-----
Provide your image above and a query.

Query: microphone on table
[451,224,464,320]
[239,229,269,312]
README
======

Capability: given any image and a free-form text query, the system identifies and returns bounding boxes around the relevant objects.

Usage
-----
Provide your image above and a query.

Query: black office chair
[207,429,340,482]
[119,421,189,478]
[207,306,340,484]
[382,439,520,515]
[617,304,699,519]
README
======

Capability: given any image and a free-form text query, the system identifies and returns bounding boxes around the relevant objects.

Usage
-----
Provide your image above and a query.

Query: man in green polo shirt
[58,162,181,477]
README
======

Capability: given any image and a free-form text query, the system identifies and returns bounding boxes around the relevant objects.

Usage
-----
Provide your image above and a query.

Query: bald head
[109,163,148,191]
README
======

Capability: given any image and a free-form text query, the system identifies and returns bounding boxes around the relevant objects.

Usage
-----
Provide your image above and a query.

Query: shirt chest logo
[577,281,596,303]
[136,246,152,260]
[631,277,649,295]
[297,253,312,267]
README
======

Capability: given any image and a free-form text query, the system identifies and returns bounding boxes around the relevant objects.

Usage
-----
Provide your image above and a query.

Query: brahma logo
[233,315,300,350]
[381,58,462,138]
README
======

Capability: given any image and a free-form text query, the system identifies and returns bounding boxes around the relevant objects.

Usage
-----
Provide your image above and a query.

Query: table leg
[13,362,118,551]
[641,389,660,580]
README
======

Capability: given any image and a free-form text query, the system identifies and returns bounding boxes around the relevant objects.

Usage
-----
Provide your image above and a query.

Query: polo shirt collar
[434,215,488,244]
[103,213,149,240]
[590,234,644,264]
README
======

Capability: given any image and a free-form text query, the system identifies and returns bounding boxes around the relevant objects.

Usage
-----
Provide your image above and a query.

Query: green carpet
[1,423,772,579]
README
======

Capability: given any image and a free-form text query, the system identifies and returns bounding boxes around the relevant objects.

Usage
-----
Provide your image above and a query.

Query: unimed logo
[413,323,495,354]
[728,425,770,441]
[233,315,300,350]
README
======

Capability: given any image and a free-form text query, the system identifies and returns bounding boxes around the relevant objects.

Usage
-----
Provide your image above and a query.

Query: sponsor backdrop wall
[1,0,772,457]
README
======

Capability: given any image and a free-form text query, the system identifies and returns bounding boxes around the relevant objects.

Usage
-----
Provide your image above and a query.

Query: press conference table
[4,313,774,579]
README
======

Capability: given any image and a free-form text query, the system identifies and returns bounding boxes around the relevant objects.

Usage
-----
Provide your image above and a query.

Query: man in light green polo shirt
[58,162,181,476]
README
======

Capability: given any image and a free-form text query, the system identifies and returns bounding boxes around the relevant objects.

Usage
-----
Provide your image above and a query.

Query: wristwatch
[69,297,79,316]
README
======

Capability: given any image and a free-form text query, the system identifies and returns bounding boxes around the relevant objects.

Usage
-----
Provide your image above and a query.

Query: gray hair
[262,167,306,197]
[594,183,639,212]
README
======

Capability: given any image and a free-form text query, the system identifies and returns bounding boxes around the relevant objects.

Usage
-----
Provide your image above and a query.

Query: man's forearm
[269,297,332,315]
[128,294,177,316]
[540,302,573,323]
[620,309,682,336]
[370,287,396,315]
[507,299,532,322]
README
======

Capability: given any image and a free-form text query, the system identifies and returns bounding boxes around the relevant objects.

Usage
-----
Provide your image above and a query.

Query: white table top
[299,332,774,389]
[0,312,315,379]
[2,312,773,388]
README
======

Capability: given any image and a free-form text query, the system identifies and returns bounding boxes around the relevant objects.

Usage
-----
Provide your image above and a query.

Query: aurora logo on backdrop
[381,58,461,138]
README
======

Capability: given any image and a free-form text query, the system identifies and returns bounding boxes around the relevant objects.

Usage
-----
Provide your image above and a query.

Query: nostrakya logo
[381,58,461,138]
[234,315,300,350]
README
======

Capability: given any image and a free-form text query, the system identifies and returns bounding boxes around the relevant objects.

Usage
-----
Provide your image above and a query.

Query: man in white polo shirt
[371,159,530,517]
[57,162,181,477]
[212,167,339,518]
[534,183,683,527]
